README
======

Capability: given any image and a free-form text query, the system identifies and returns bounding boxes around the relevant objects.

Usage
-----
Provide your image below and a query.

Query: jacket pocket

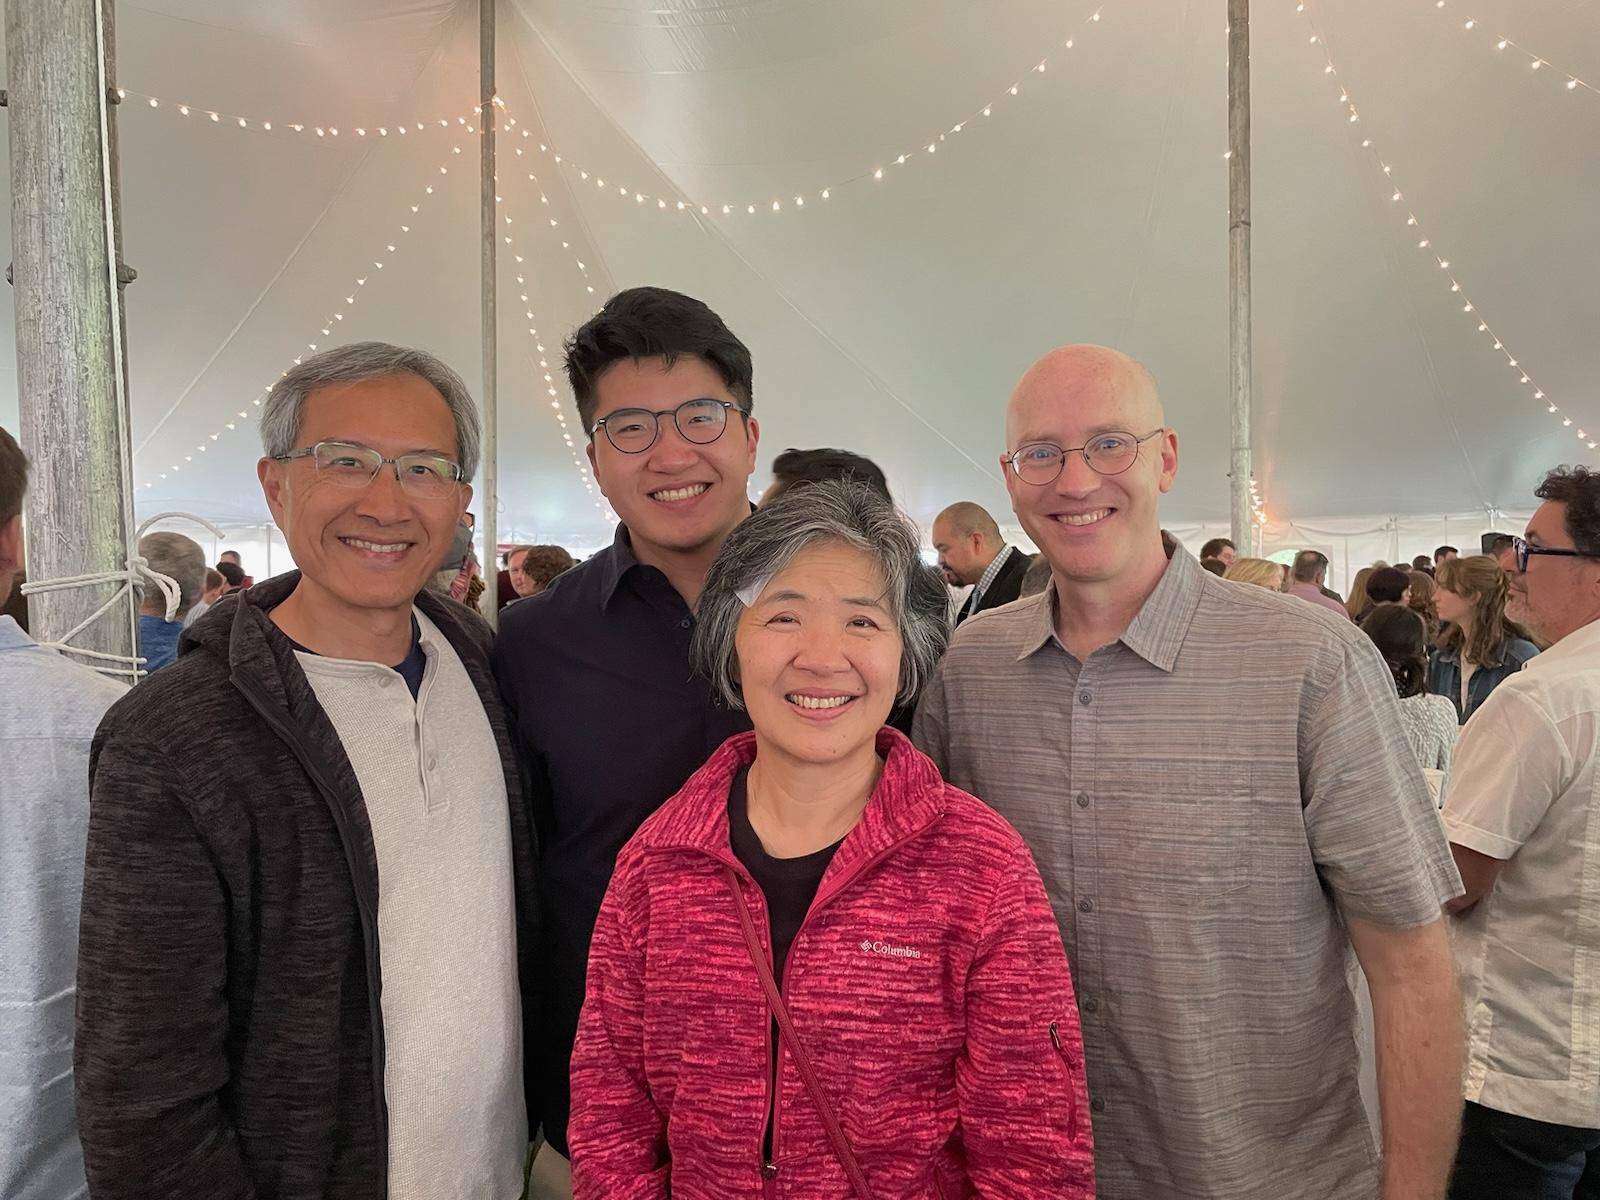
[1049,1021,1080,1144]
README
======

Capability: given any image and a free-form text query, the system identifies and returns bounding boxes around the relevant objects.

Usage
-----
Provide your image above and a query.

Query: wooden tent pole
[5,0,137,664]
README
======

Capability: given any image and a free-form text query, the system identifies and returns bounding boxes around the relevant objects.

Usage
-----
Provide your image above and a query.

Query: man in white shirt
[1442,464,1600,1198]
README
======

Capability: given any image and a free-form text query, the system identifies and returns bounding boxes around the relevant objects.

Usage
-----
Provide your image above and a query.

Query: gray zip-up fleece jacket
[73,573,540,1200]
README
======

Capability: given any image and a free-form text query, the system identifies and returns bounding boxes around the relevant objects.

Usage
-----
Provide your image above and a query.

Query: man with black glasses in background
[1444,466,1600,1198]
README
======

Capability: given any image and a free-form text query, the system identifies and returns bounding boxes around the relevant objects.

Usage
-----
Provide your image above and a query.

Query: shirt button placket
[1068,657,1105,1098]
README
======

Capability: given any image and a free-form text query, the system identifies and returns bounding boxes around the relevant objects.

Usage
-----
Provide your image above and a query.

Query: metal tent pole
[479,0,499,628]
[1227,0,1254,549]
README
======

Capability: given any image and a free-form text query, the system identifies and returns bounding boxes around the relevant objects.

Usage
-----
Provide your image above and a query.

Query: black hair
[1433,544,1458,561]
[1199,557,1227,576]
[0,425,28,524]
[216,561,246,589]
[1535,465,1600,556]
[563,287,754,434]
[1200,537,1235,560]
[768,447,891,504]
[1366,565,1411,604]
[1361,605,1429,699]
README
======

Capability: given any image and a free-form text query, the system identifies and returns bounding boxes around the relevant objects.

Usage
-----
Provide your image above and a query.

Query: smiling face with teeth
[734,541,902,770]
[1003,345,1178,592]
[260,372,470,649]
[587,356,759,591]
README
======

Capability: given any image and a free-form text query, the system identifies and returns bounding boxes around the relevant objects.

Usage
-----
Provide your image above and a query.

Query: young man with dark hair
[1200,536,1237,567]
[1434,545,1459,567]
[0,425,126,1199]
[492,287,760,1175]
[217,550,253,589]
[1444,465,1600,1197]
[1482,533,1517,574]
[214,560,246,592]
[757,446,891,506]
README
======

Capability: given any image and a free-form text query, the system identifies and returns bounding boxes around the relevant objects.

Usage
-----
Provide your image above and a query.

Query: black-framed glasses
[1512,535,1597,574]
[1004,428,1166,485]
[271,440,465,499]
[591,398,743,455]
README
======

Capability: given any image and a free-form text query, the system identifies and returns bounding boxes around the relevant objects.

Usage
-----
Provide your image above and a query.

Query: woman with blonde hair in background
[1428,554,1539,723]
[1224,557,1287,592]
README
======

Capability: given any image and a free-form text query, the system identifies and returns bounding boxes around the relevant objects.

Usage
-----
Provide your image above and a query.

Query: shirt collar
[1014,534,1201,673]
[970,544,1011,607]
[1523,615,1600,672]
[598,521,643,612]
[597,503,759,612]
[0,615,34,651]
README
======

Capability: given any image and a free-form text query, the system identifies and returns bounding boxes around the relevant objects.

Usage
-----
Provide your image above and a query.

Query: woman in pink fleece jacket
[569,482,1094,1199]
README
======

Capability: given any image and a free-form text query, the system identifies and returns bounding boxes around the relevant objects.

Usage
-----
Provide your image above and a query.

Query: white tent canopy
[2,0,1594,572]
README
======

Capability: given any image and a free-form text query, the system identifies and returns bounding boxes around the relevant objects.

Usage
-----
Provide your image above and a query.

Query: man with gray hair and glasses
[76,343,540,1200]
[914,344,1465,1199]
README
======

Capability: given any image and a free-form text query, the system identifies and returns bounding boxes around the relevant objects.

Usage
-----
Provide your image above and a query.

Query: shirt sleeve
[911,657,953,775]
[1300,633,1463,926]
[1442,687,1570,860]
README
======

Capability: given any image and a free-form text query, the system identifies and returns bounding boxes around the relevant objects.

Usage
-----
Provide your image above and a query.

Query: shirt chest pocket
[1110,765,1255,901]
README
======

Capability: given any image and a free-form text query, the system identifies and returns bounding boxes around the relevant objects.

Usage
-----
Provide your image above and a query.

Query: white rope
[22,555,181,681]
[19,513,233,680]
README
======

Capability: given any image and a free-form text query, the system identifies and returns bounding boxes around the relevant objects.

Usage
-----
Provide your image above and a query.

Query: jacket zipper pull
[1050,1021,1081,1144]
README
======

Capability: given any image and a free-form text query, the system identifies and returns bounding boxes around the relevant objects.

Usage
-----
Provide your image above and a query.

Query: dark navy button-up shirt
[491,523,751,1153]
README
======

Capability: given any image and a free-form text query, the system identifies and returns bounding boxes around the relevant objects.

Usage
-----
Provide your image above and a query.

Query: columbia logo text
[860,939,922,959]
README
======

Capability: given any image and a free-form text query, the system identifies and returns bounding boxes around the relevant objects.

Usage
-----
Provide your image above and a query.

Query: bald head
[1007,345,1164,447]
[1000,343,1177,593]
[934,501,1002,545]
[931,501,1006,587]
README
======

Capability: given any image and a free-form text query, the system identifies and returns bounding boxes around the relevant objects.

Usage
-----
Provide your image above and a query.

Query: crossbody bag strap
[725,866,876,1200]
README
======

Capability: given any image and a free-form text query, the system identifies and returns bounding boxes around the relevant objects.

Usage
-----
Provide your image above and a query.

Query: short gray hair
[693,480,951,710]
[259,342,481,479]
[138,531,208,616]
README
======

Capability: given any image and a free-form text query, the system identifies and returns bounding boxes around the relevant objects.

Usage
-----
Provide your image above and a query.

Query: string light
[1296,5,1596,455]
[1249,477,1268,526]
[494,205,614,522]
[495,4,1111,219]
[121,87,479,139]
[1426,4,1598,101]
[136,142,466,487]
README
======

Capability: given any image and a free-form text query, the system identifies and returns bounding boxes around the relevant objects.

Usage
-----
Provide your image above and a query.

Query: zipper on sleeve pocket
[1049,1020,1080,1144]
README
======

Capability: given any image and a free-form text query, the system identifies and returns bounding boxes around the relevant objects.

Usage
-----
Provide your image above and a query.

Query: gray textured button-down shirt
[914,546,1461,1200]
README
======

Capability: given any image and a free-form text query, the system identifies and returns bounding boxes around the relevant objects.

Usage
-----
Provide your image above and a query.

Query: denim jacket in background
[1427,635,1541,723]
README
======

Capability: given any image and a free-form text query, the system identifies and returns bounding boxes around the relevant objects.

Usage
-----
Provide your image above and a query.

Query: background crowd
[2,286,1597,1200]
